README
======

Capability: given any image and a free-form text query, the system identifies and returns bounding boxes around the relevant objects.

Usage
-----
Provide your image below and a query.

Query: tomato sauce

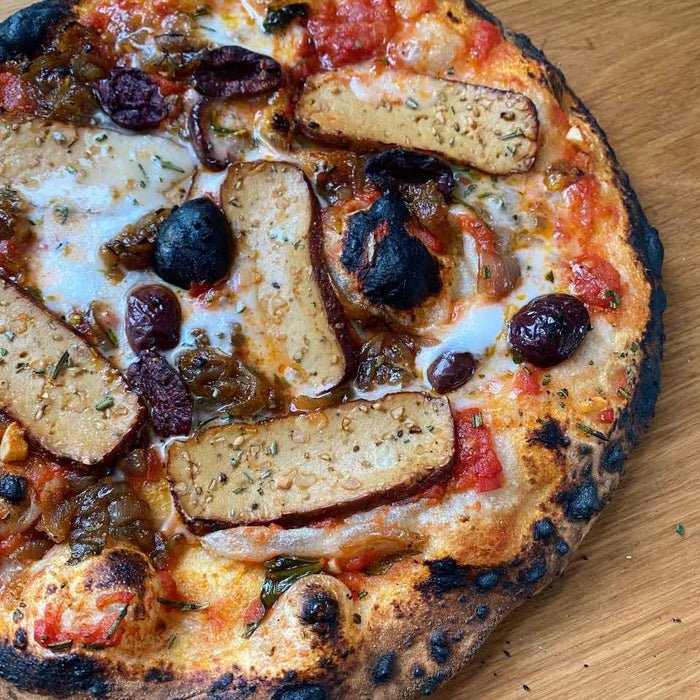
[469,19,502,65]
[452,408,503,493]
[308,0,397,69]
[569,255,623,312]
[513,366,541,396]
[0,73,34,114]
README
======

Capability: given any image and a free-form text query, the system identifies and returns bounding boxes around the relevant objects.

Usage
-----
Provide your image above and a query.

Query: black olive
[0,0,73,62]
[342,192,442,309]
[0,474,27,503]
[125,284,181,353]
[427,351,476,394]
[154,198,233,289]
[95,68,169,131]
[192,46,282,98]
[364,149,456,198]
[509,294,591,367]
[188,99,228,171]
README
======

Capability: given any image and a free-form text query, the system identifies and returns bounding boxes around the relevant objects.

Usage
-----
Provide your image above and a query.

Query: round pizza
[0,0,665,697]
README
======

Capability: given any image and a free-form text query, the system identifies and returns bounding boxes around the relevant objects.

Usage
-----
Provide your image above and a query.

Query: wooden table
[1,0,698,698]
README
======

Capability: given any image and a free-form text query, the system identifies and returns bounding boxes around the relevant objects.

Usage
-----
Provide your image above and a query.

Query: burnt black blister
[428,632,450,664]
[602,442,625,473]
[193,45,282,98]
[516,559,547,585]
[371,651,396,685]
[342,193,442,310]
[364,149,456,198]
[417,558,469,597]
[126,350,192,437]
[0,0,73,62]
[95,68,168,131]
[474,569,500,593]
[529,419,571,450]
[0,474,27,503]
[272,684,329,700]
[532,517,556,542]
[154,198,233,289]
[299,588,340,638]
[557,466,605,521]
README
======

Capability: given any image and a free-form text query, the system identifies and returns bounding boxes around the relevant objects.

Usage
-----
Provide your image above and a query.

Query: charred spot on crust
[602,441,625,473]
[429,632,450,664]
[144,667,173,683]
[0,642,110,697]
[272,684,329,700]
[0,0,74,62]
[420,671,450,695]
[13,629,27,649]
[299,586,340,638]
[532,517,556,542]
[0,473,27,503]
[371,651,396,685]
[555,538,570,556]
[209,672,235,693]
[529,419,570,450]
[412,665,426,678]
[341,193,442,310]
[418,558,469,597]
[558,466,605,521]
[516,559,548,585]
[84,548,149,592]
[475,605,490,620]
[474,569,500,593]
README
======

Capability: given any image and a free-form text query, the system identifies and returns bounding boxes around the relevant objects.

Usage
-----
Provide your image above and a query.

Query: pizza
[0,0,665,698]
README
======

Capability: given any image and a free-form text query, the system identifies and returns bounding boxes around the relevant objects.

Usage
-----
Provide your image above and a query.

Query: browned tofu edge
[168,392,455,534]
[0,278,145,466]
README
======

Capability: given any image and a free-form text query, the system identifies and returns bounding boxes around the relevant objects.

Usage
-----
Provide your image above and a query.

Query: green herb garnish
[51,350,70,381]
[606,289,620,309]
[157,598,209,611]
[107,604,129,640]
[405,97,419,110]
[676,524,685,537]
[471,412,483,428]
[95,395,114,411]
[154,155,186,173]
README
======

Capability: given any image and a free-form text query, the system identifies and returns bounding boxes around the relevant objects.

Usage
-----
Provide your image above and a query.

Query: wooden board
[1,1,698,698]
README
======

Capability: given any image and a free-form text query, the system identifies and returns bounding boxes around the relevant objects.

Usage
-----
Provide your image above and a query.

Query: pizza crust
[0,0,664,698]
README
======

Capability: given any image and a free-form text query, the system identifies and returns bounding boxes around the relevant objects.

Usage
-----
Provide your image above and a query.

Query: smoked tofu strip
[222,161,356,396]
[296,69,539,174]
[168,392,454,531]
[0,279,144,465]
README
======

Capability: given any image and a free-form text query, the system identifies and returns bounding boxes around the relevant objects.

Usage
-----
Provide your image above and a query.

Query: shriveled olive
[127,350,193,437]
[178,348,275,417]
[192,45,282,98]
[125,284,181,353]
[427,351,476,394]
[509,294,590,368]
[0,473,27,503]
[154,198,233,289]
[355,331,418,390]
[100,208,171,276]
[364,149,456,198]
[95,68,168,131]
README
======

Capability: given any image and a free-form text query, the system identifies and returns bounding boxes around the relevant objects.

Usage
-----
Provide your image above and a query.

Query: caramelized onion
[478,251,521,300]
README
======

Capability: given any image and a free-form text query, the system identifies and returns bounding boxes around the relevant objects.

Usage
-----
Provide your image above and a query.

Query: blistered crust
[0,0,664,698]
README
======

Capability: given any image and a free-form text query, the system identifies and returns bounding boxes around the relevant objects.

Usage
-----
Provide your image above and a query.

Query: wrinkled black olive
[262,3,308,33]
[125,284,181,353]
[0,0,73,62]
[427,351,476,394]
[0,474,27,503]
[342,192,441,309]
[126,350,192,437]
[95,68,168,131]
[509,294,590,368]
[154,198,233,289]
[364,149,456,198]
[192,45,282,98]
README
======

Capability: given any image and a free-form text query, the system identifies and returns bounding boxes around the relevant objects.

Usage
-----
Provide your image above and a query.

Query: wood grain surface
[1,1,698,699]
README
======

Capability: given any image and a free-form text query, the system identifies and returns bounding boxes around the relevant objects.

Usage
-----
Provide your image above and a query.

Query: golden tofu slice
[222,161,356,396]
[168,392,454,531]
[296,69,539,174]
[0,280,144,465]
